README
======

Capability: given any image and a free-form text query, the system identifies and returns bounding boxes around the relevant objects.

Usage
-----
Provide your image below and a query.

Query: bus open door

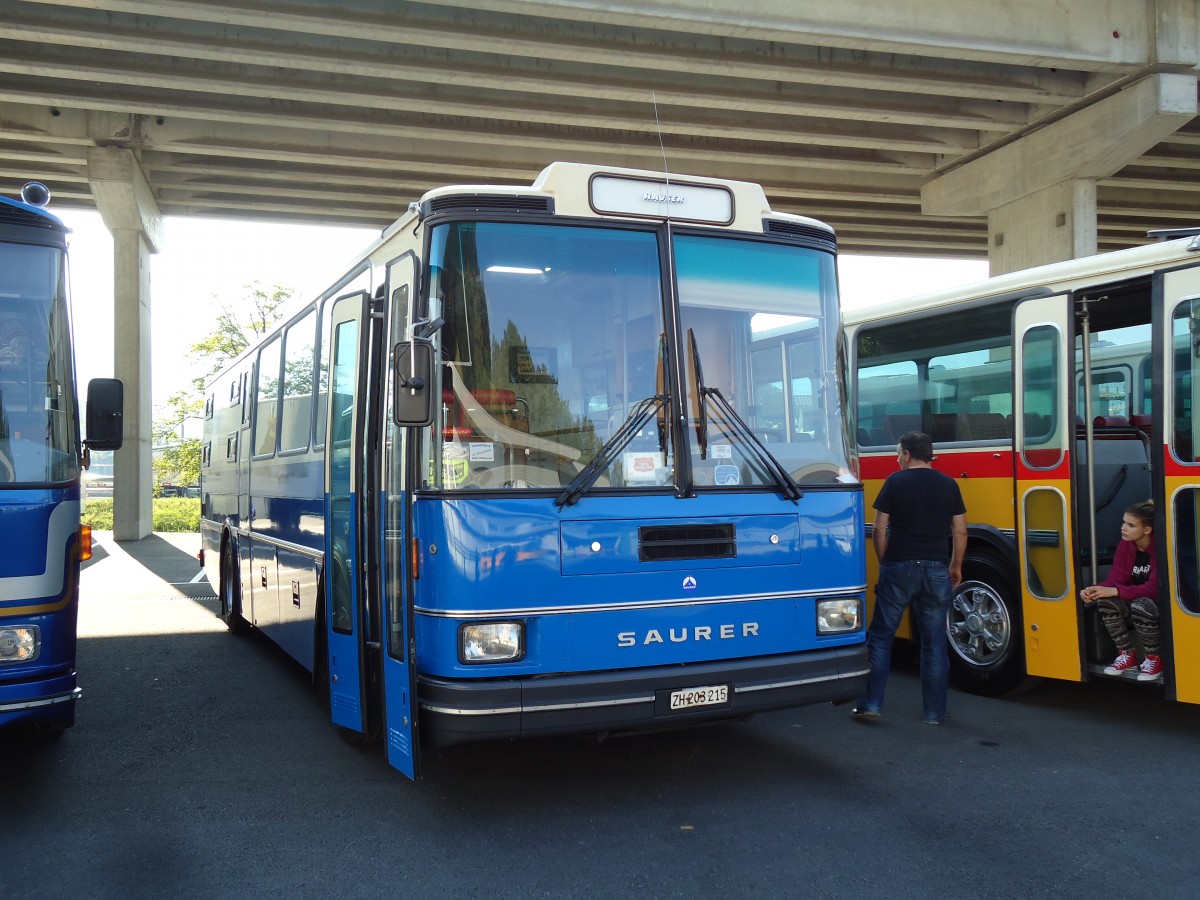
[1162,261,1200,703]
[1013,295,1083,682]
[323,290,420,778]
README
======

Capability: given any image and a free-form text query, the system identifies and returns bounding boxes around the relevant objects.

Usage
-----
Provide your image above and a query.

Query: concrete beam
[87,146,161,541]
[435,0,1200,68]
[922,73,1198,218]
[95,0,1195,71]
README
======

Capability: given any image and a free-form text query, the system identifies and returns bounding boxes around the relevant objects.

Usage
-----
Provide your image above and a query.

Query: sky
[55,208,989,416]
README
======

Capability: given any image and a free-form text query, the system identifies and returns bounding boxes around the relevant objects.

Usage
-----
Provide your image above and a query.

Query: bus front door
[1013,295,1082,682]
[1163,262,1200,703]
[379,256,421,779]
[323,291,379,737]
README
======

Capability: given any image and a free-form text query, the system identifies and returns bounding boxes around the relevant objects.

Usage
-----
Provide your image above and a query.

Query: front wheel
[946,556,1031,696]
[219,546,248,635]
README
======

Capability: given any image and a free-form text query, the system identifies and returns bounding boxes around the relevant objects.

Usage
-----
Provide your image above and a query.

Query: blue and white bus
[199,162,866,779]
[0,183,122,738]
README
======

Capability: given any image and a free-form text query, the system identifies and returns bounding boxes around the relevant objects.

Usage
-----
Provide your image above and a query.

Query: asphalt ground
[3,531,1200,899]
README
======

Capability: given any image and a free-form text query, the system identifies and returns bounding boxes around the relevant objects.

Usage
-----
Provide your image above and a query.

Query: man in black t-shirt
[852,431,967,725]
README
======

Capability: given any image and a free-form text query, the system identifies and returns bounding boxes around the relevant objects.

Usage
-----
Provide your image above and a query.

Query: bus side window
[254,336,282,458]
[966,412,1010,440]
[279,309,316,453]
[1173,489,1200,614]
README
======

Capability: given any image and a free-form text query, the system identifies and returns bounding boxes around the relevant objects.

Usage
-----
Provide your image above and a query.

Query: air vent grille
[424,194,553,216]
[763,219,837,252]
[0,202,61,231]
[638,523,736,562]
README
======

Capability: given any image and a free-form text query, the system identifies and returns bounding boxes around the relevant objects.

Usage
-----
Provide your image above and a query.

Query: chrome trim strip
[0,686,81,713]
[415,585,868,619]
[734,667,869,694]
[421,668,868,717]
[422,695,652,717]
[239,531,322,560]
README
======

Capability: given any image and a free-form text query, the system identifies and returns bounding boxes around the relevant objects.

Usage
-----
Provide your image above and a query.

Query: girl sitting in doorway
[1080,500,1161,681]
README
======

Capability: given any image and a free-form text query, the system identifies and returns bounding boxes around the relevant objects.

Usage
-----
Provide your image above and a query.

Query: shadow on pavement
[80,542,109,570]
[107,533,203,582]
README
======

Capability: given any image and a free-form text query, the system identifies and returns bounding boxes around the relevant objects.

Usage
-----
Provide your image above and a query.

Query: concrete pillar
[922,73,1197,275]
[988,180,1098,276]
[87,146,162,541]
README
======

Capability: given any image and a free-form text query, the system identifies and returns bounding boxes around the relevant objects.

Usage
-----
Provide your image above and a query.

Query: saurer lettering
[617,623,759,647]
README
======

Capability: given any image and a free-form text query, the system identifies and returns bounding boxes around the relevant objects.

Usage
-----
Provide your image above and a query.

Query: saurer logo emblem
[617,622,760,647]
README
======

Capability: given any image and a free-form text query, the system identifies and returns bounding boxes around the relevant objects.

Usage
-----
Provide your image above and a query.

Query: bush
[153,498,201,532]
[81,497,200,533]
[81,498,114,530]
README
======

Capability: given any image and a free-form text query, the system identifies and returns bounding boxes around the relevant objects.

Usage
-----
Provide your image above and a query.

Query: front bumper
[419,645,867,745]
[0,672,80,730]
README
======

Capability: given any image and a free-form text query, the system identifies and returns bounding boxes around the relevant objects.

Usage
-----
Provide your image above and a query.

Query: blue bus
[0,183,122,738]
[199,163,866,779]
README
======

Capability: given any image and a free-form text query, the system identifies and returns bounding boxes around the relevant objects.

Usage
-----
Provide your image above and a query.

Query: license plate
[669,684,729,710]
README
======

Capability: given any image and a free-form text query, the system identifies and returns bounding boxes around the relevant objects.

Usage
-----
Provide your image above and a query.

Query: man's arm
[873,509,889,562]
[949,512,967,587]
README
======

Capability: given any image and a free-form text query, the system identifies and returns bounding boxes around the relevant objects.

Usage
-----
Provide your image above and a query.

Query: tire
[946,554,1031,696]
[219,544,248,635]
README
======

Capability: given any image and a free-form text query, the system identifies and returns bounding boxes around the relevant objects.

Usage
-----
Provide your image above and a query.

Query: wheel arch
[964,523,1018,572]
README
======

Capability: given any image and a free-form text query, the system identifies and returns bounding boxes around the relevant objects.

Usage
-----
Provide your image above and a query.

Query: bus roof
[844,234,1200,326]
[0,192,66,233]
[399,161,833,240]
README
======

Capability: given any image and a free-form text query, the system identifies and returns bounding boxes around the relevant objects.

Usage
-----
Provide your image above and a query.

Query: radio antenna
[652,91,671,188]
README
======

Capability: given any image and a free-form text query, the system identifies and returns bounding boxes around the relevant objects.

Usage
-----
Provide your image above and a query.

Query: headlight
[817,598,861,634]
[460,621,524,664]
[0,625,40,663]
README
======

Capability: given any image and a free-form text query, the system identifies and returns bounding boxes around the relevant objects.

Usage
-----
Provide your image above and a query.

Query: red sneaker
[1104,649,1138,675]
[1137,654,1163,681]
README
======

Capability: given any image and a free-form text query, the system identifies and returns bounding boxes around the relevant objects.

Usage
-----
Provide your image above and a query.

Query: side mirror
[85,378,124,450]
[392,340,435,426]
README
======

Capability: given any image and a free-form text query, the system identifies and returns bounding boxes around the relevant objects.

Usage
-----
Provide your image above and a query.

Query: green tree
[152,389,204,495]
[151,282,293,496]
[188,282,294,391]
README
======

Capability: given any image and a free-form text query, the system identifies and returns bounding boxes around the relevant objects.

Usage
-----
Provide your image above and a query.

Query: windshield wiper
[688,328,802,503]
[555,393,668,508]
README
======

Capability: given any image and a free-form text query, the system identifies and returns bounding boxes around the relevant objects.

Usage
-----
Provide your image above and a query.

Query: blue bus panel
[0,493,83,732]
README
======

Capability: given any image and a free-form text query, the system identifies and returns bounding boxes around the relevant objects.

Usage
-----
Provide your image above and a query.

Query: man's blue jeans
[857,559,952,723]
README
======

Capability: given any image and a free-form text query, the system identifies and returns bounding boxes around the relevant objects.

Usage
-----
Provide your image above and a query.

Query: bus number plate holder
[660,684,730,714]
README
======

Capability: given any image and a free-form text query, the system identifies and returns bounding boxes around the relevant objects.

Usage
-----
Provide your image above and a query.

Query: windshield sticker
[712,443,732,459]
[714,464,740,485]
[469,442,495,462]
[442,443,469,487]
[623,451,659,483]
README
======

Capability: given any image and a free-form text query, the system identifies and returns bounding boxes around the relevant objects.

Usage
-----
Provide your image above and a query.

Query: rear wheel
[219,545,248,635]
[946,554,1031,696]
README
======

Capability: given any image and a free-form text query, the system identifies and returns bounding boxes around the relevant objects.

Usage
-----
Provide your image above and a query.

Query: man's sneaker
[1104,649,1139,675]
[1137,654,1163,681]
[851,706,881,720]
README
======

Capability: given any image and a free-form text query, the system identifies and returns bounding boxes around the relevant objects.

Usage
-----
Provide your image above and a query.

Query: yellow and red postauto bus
[843,230,1200,703]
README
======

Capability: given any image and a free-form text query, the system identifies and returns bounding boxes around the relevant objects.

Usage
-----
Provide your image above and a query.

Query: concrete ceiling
[1,0,1197,257]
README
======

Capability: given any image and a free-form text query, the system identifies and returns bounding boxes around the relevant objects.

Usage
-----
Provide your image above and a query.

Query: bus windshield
[676,233,851,488]
[0,242,79,485]
[423,221,668,491]
[420,220,849,491]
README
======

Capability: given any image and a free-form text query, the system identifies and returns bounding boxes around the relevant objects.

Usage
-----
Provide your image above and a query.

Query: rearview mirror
[393,340,435,426]
[85,378,124,450]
